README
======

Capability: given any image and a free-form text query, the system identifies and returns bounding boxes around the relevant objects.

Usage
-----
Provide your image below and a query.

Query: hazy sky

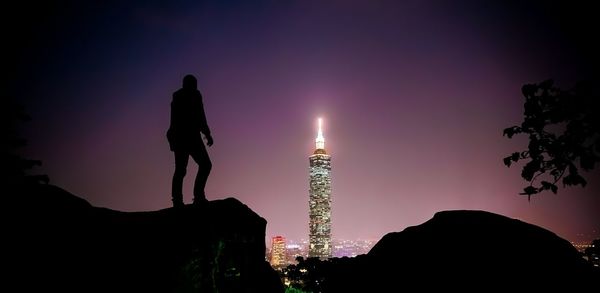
[6,0,599,242]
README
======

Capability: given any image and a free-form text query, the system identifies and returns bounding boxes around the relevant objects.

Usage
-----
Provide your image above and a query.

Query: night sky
[5,0,599,243]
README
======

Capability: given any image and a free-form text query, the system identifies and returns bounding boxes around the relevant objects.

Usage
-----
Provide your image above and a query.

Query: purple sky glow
[6,0,599,243]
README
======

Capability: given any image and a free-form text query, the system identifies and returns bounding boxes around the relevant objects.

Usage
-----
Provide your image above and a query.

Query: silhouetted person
[167,74,213,207]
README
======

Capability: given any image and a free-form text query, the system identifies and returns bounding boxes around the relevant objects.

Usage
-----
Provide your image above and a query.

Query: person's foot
[193,196,208,206]
[172,198,184,208]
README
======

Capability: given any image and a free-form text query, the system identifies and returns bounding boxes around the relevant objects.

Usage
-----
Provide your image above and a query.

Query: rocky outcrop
[8,184,283,293]
[325,210,597,291]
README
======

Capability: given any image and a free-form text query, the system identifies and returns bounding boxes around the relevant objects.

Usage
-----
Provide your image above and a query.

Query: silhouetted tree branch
[503,79,599,199]
[1,99,48,186]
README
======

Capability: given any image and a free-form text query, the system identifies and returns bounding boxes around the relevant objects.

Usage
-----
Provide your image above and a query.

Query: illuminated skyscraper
[270,236,287,268]
[309,118,332,259]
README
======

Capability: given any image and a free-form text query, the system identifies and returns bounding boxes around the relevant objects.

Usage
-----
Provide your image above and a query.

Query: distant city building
[309,118,332,259]
[332,239,376,257]
[285,243,305,264]
[281,238,376,260]
[270,236,287,268]
[585,239,599,267]
[285,239,309,264]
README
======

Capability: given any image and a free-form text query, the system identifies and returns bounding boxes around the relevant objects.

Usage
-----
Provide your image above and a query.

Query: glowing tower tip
[316,118,325,150]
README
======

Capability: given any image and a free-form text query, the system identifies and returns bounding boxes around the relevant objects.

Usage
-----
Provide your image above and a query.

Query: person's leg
[190,145,212,203]
[172,151,190,207]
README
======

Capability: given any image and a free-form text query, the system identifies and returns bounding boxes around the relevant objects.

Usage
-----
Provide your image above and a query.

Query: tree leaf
[540,181,558,194]
[563,173,587,187]
[579,175,587,187]
[503,127,521,139]
[520,186,538,196]
[541,181,553,189]
[539,79,554,89]
[503,156,512,167]
[511,152,520,162]
[521,84,536,97]
[521,160,539,181]
[580,153,596,171]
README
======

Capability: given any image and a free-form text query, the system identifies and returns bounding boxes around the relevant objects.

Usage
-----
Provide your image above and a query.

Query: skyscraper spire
[316,118,325,150]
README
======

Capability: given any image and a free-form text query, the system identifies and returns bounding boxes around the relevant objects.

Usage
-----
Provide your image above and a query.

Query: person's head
[182,74,197,90]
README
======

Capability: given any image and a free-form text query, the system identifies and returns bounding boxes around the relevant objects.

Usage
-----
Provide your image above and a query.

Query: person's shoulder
[173,88,185,97]
[188,89,202,99]
[173,88,201,96]
[172,89,189,103]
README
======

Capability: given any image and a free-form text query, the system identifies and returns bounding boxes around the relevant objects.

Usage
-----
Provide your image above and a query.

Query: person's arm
[169,99,175,130]
[167,94,177,151]
[198,93,213,146]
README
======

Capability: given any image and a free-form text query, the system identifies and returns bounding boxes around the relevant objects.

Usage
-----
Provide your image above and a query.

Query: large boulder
[7,184,283,293]
[326,210,596,291]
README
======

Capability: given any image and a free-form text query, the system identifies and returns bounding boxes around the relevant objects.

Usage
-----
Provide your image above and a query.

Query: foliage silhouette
[283,256,354,293]
[503,79,599,198]
[1,100,48,186]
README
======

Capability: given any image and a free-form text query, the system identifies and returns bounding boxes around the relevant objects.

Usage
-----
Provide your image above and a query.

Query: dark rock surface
[8,184,283,293]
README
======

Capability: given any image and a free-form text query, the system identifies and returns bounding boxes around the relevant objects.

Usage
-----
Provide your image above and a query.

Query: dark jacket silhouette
[167,74,213,207]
